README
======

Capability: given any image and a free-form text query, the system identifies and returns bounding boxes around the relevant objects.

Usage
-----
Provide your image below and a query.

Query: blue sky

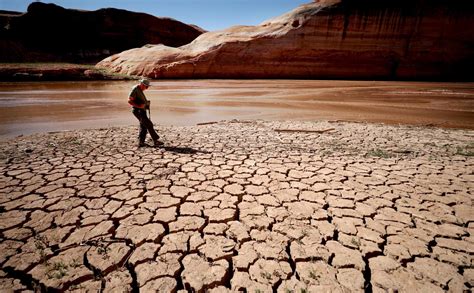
[0,0,310,31]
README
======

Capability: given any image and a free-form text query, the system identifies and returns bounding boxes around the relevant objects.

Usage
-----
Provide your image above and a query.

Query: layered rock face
[0,2,204,63]
[97,0,474,80]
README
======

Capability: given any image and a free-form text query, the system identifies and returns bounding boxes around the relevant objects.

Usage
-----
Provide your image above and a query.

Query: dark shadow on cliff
[0,2,204,63]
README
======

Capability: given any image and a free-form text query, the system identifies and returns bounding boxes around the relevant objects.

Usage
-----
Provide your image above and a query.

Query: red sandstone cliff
[0,2,204,63]
[97,0,474,80]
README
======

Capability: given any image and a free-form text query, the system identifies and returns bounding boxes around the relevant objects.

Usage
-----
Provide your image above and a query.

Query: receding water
[0,80,473,139]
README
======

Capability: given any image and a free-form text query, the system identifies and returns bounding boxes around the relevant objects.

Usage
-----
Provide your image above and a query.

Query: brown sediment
[0,80,473,139]
[0,120,472,291]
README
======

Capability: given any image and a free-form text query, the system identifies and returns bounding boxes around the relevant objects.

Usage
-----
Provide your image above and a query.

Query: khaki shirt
[129,85,147,107]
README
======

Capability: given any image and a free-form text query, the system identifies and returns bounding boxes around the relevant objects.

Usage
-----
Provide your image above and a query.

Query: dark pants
[132,108,159,144]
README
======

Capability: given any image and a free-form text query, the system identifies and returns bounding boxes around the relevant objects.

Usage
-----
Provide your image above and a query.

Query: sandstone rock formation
[0,2,204,63]
[97,0,474,80]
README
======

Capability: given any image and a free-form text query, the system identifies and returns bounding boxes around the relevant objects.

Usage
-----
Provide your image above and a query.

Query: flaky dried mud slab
[0,120,473,292]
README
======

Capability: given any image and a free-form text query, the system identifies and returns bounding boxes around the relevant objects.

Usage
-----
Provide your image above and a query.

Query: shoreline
[1,63,474,82]
[2,118,474,142]
[0,63,133,81]
[0,120,472,291]
[2,120,473,158]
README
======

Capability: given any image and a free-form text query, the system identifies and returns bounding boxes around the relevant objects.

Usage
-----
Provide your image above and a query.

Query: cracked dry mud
[0,120,473,292]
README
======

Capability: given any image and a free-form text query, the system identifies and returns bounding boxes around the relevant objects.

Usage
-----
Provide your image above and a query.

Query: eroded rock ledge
[97,0,474,80]
[0,120,473,291]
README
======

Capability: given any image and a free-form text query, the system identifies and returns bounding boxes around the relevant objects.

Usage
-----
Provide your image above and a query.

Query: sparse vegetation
[47,261,68,279]
[455,144,474,156]
[367,148,391,158]
[34,235,49,264]
[260,271,272,280]
[92,67,139,80]
[309,270,319,280]
[322,150,333,157]
[0,62,93,69]
[0,62,139,81]
[70,258,82,268]
[351,237,361,248]
[97,244,110,259]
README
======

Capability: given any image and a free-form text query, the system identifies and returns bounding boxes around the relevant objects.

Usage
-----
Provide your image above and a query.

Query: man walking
[128,78,163,147]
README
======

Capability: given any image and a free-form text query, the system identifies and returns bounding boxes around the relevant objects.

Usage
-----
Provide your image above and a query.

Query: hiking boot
[138,141,146,147]
[154,140,164,146]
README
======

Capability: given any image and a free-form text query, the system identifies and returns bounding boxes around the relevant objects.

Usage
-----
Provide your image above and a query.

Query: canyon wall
[0,2,204,63]
[97,0,474,80]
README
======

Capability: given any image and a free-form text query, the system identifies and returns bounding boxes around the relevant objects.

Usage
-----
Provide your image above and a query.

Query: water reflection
[0,80,473,139]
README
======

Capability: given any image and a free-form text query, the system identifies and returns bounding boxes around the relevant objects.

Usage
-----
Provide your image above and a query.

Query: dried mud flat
[0,120,473,292]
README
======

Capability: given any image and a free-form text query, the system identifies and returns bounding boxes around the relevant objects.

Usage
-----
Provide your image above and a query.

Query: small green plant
[309,270,319,280]
[260,271,272,280]
[70,259,81,268]
[34,235,49,263]
[367,148,391,158]
[455,145,474,156]
[71,139,82,146]
[97,245,108,255]
[47,262,68,279]
[322,150,333,157]
[351,237,361,248]
[34,235,48,249]
[300,288,308,293]
[96,241,110,260]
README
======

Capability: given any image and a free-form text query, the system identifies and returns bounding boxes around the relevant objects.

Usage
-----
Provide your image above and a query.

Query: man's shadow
[163,146,205,154]
[147,145,208,154]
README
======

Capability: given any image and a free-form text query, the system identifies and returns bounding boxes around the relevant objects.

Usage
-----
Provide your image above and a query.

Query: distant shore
[2,63,474,82]
[0,63,134,81]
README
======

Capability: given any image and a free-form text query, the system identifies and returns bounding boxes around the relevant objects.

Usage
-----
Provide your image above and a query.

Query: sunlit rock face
[97,0,474,80]
[0,2,204,63]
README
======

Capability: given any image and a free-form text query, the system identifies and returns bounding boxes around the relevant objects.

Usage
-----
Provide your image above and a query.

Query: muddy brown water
[0,80,473,139]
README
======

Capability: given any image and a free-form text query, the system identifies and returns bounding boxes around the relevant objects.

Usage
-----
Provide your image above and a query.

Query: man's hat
[140,78,150,87]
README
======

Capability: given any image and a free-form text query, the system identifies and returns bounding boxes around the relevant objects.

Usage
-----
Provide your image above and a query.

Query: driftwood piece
[197,121,218,126]
[273,128,335,134]
[229,119,255,124]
